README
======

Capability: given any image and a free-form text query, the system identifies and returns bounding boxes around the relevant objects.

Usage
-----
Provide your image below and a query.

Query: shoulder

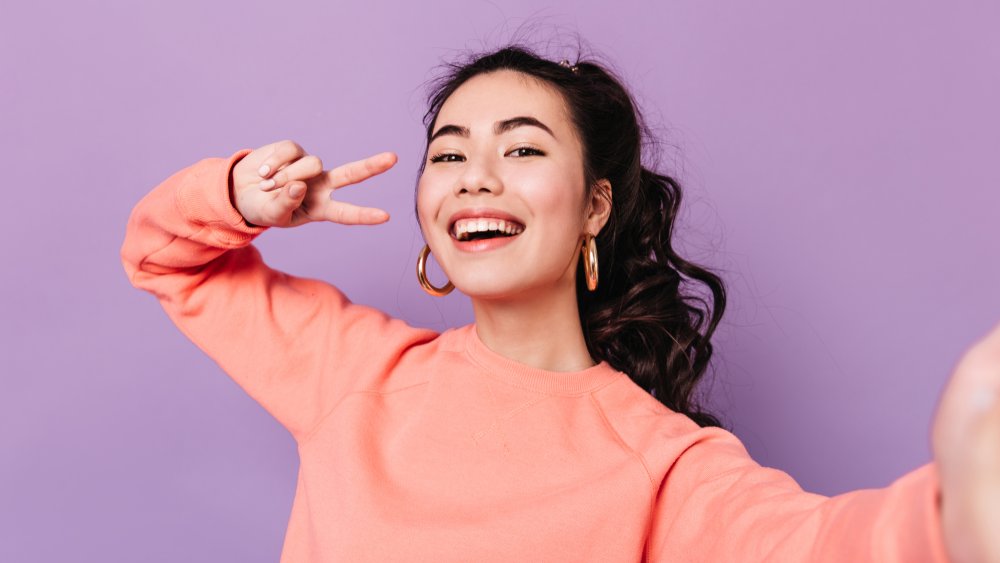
[385,323,470,378]
[591,374,702,438]
[591,375,742,481]
[396,322,468,361]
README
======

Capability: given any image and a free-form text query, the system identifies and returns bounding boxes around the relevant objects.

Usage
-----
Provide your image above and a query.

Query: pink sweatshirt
[121,148,952,562]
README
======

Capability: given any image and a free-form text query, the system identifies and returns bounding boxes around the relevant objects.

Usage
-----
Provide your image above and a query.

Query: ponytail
[579,168,727,429]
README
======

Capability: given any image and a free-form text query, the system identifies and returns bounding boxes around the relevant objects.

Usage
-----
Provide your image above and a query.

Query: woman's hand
[229,139,396,228]
[932,320,1000,562]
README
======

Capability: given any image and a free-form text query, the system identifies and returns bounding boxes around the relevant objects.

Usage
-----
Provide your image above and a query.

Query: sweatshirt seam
[296,380,431,446]
[589,391,660,563]
[172,177,223,243]
[588,392,656,490]
[174,157,262,244]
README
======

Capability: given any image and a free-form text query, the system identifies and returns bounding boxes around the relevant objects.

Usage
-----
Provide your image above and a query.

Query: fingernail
[258,164,270,176]
[288,184,304,198]
[259,179,275,190]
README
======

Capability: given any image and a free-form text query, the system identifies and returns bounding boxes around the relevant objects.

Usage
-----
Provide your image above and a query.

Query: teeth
[452,217,524,241]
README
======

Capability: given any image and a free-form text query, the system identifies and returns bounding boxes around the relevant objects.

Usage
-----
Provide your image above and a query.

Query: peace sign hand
[229,139,395,229]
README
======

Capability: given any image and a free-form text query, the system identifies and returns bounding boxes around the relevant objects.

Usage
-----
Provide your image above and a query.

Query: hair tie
[558,59,579,74]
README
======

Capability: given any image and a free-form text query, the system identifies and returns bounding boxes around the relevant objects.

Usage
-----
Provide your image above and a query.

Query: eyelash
[428,146,545,163]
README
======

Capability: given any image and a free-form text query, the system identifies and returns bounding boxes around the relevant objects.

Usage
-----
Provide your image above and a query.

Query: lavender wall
[2,1,997,561]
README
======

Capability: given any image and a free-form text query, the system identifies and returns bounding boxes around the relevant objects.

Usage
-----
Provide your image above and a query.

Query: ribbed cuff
[174,147,269,246]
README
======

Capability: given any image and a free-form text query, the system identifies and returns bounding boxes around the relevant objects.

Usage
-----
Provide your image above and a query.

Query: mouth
[449,218,526,242]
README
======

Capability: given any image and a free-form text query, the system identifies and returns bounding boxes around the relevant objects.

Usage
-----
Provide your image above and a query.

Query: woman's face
[416,70,609,300]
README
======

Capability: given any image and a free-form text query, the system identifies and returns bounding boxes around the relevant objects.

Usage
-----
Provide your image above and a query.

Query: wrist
[229,158,262,229]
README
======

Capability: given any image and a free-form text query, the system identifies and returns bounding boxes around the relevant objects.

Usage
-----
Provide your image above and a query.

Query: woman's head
[416,67,611,299]
[415,43,728,429]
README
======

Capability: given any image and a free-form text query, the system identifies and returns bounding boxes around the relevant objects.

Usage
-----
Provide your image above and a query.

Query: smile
[450,218,524,252]
[451,218,524,241]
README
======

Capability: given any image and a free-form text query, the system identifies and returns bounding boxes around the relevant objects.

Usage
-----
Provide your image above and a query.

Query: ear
[584,178,613,236]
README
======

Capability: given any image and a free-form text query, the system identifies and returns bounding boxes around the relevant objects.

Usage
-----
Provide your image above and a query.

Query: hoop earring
[416,244,454,297]
[581,233,599,291]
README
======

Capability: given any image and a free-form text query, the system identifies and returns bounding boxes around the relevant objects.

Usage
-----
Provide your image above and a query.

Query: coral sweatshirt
[120,148,951,562]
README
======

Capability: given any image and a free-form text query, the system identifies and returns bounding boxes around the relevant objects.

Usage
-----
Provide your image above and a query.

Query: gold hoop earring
[581,233,599,291]
[417,244,454,297]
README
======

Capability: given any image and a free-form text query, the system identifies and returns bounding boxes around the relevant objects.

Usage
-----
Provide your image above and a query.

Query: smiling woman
[413,54,727,421]
[119,39,990,562]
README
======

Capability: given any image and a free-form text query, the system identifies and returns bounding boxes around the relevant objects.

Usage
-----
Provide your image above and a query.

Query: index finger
[323,151,398,190]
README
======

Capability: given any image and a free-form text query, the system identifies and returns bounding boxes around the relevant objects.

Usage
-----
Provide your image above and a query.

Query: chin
[451,274,529,300]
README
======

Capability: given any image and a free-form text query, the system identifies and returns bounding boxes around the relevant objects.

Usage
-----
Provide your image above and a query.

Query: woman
[121,44,999,561]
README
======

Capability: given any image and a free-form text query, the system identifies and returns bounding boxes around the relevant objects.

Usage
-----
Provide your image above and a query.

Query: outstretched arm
[646,422,948,562]
[649,319,1000,562]
[120,148,438,441]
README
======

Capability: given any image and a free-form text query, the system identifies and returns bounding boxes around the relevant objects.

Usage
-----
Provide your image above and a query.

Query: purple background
[2,1,998,561]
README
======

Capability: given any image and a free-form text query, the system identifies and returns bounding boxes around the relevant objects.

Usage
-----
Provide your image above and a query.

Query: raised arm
[120,146,438,442]
[646,423,949,562]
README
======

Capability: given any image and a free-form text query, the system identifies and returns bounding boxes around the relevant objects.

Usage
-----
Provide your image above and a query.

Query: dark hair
[413,40,728,429]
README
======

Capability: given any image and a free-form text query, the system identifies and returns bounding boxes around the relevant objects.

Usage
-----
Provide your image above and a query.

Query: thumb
[278,181,309,226]
[287,182,306,199]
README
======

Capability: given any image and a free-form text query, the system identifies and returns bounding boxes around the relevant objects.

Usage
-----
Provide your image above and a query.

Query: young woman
[121,45,999,562]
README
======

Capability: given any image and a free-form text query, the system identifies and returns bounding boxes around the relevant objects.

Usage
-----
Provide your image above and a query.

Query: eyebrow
[429,116,556,143]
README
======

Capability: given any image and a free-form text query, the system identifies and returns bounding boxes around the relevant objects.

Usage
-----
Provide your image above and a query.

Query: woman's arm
[120,148,438,442]
[648,320,1000,562]
[646,424,948,562]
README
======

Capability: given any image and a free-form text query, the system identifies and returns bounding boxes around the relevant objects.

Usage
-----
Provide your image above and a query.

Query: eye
[509,146,545,157]
[428,152,463,163]
[428,146,546,164]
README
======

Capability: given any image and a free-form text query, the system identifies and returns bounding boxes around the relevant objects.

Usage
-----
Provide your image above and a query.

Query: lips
[447,207,526,237]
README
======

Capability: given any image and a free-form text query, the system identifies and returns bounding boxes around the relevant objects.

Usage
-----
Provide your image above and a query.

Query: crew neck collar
[461,323,622,395]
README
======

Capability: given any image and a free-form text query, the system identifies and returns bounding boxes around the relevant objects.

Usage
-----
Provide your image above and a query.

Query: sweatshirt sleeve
[647,424,951,562]
[120,148,439,442]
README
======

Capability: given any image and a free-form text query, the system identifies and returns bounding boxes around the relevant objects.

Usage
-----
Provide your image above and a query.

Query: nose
[454,158,503,197]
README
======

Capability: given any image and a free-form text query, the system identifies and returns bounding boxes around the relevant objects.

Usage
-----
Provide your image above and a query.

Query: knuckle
[304,155,323,174]
[276,139,301,160]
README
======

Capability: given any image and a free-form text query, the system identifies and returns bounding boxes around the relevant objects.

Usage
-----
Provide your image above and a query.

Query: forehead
[434,70,572,137]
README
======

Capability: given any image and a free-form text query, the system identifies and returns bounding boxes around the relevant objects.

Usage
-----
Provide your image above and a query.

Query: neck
[471,280,595,373]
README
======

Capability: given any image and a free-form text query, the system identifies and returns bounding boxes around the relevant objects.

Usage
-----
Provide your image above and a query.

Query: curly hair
[413,41,728,429]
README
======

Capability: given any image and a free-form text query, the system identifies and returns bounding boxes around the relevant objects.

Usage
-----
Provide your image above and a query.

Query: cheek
[517,173,584,231]
[415,177,441,234]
